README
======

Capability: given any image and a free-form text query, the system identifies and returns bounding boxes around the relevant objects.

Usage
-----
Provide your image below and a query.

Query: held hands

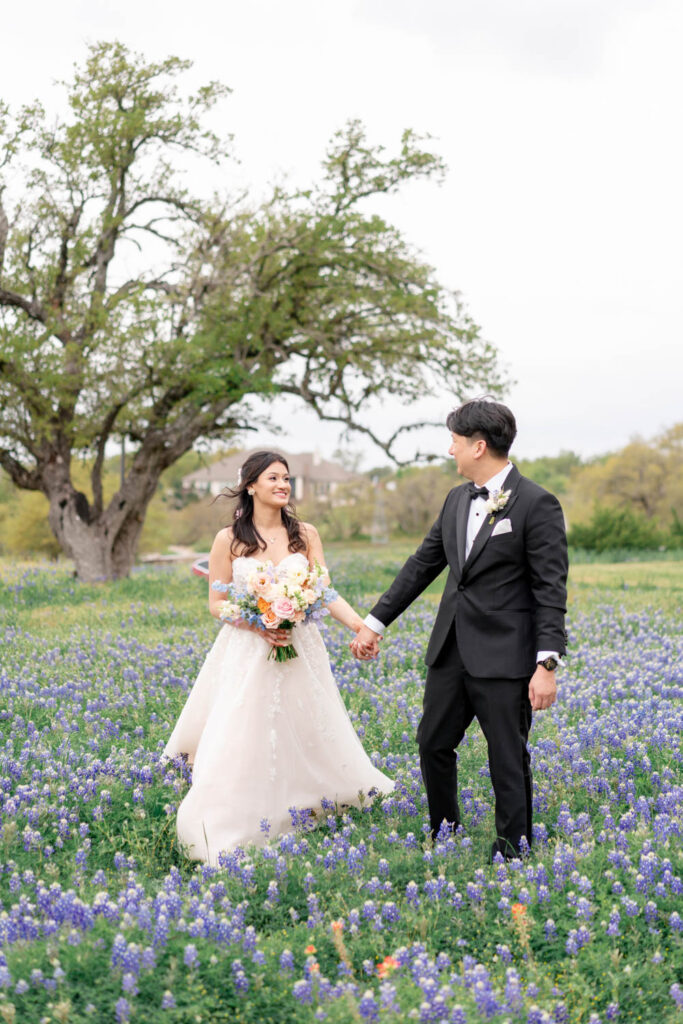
[350,624,381,661]
[528,665,557,712]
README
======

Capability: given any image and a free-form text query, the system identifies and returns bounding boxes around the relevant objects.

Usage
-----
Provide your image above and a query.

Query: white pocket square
[491,518,512,537]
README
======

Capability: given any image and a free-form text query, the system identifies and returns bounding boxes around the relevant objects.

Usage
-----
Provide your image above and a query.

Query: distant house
[182,450,357,503]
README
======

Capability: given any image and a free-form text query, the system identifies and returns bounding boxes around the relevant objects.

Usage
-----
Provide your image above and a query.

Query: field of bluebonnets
[0,548,681,1024]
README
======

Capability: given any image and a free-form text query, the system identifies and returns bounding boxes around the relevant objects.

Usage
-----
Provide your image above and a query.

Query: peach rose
[271,596,295,621]
[261,608,282,629]
[249,570,278,599]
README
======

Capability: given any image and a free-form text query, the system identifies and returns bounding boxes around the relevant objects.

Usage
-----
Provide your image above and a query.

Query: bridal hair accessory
[486,488,511,524]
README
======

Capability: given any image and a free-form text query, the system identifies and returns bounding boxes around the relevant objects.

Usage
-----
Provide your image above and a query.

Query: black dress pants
[416,625,533,855]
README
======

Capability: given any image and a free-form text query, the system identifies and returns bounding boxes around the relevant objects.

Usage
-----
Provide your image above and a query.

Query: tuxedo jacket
[371,465,568,678]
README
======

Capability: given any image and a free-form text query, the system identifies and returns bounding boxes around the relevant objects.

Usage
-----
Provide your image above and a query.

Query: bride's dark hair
[222,450,307,558]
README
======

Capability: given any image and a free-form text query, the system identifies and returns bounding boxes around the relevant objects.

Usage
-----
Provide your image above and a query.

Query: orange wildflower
[511,903,527,920]
[377,955,400,978]
[331,919,344,933]
[304,944,317,955]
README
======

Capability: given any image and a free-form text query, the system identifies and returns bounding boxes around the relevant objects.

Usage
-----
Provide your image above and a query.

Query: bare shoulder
[300,521,323,559]
[300,521,320,543]
[211,526,234,554]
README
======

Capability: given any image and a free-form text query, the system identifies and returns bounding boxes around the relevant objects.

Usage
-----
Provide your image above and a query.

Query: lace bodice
[231,551,309,588]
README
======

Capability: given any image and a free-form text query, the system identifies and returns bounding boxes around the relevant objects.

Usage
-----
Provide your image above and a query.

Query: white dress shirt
[465,462,513,559]
[364,462,560,668]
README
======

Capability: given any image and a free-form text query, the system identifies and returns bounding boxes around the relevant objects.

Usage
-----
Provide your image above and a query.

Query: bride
[163,450,394,863]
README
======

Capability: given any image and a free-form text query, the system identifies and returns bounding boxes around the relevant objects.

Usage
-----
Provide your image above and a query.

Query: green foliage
[568,503,666,552]
[391,464,457,535]
[299,478,377,542]
[513,450,584,495]
[0,489,61,557]
[670,509,683,545]
[563,425,683,534]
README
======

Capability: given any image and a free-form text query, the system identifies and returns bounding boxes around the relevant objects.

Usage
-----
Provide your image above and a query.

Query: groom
[351,399,568,859]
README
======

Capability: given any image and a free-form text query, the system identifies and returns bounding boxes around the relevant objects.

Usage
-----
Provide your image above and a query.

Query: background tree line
[1,422,681,558]
[301,423,683,551]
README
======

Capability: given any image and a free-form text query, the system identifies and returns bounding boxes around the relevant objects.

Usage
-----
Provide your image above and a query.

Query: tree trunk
[45,460,159,582]
[47,493,147,581]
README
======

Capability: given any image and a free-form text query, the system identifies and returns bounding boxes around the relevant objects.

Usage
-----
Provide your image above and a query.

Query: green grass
[323,540,683,614]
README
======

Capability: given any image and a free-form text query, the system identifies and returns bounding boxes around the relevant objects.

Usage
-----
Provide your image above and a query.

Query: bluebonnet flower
[292,979,313,1004]
[670,985,683,1010]
[232,959,249,995]
[279,949,294,975]
[115,997,130,1023]
[122,973,138,996]
[358,990,379,1021]
[183,944,199,968]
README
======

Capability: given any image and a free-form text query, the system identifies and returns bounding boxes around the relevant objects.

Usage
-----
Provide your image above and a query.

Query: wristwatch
[537,656,558,672]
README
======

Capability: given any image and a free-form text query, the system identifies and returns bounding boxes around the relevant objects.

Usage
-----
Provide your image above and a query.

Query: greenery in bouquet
[211,560,338,662]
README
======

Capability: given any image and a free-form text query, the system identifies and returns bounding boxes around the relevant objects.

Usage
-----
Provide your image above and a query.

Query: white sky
[2,0,682,467]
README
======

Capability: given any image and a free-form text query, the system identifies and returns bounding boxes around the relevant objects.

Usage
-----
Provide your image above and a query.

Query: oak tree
[0,42,503,579]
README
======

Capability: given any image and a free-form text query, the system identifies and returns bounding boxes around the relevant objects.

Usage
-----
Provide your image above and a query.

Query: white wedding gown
[163,553,394,864]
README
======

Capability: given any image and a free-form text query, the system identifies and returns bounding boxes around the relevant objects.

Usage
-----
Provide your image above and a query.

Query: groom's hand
[350,625,381,661]
[529,666,557,711]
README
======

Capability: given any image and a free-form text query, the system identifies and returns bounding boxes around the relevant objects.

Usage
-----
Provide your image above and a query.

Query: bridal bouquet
[211,560,337,662]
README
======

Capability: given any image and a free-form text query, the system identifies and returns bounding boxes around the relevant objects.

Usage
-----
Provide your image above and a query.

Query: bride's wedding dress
[163,552,394,863]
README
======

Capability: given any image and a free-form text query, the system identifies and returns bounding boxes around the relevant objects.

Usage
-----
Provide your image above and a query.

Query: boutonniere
[486,488,511,524]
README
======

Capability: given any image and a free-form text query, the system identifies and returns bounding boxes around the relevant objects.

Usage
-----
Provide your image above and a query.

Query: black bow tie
[467,484,490,500]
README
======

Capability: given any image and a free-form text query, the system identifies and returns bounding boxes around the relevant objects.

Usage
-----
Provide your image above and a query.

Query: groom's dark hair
[446,398,517,457]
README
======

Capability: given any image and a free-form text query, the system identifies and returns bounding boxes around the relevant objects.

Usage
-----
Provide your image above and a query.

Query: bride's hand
[263,627,292,648]
[350,624,381,661]
[232,619,289,646]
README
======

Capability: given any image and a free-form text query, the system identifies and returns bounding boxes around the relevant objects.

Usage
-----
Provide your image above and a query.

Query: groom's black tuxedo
[370,464,568,855]
[371,465,568,674]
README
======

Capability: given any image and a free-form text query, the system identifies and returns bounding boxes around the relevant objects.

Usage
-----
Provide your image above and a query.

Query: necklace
[257,524,282,544]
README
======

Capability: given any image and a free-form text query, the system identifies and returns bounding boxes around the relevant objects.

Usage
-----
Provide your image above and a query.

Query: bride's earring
[247,489,255,496]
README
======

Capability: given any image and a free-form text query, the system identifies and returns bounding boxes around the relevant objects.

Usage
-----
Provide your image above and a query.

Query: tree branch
[51,203,83,311]
[0,449,42,490]
[0,287,46,323]
[277,382,443,465]
[0,191,8,274]
[91,402,126,518]
[123,194,203,221]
